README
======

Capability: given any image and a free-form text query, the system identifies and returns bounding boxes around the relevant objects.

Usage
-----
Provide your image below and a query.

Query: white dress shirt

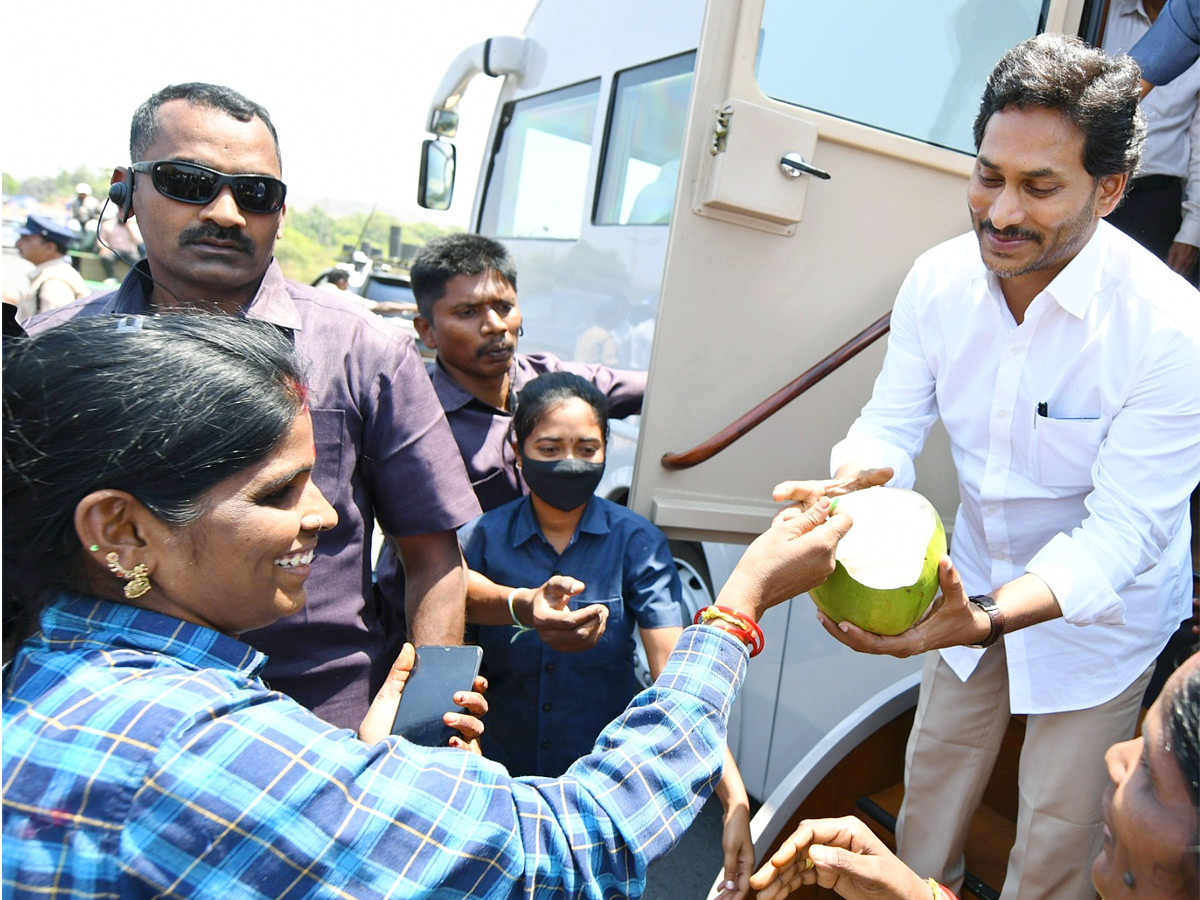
[831,222,1200,714]
[1104,0,1200,247]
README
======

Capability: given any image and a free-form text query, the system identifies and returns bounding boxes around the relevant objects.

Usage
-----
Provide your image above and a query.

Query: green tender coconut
[809,486,946,636]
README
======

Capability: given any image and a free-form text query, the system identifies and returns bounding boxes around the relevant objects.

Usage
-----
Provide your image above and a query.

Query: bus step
[856,788,1005,900]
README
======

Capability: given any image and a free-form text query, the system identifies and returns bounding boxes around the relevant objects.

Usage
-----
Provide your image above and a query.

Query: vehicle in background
[421,2,1104,895]
[313,255,426,353]
[360,267,416,308]
[1,218,21,249]
[361,267,428,358]
[68,251,130,287]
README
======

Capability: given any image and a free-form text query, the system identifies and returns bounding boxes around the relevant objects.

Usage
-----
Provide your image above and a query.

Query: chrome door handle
[780,152,831,180]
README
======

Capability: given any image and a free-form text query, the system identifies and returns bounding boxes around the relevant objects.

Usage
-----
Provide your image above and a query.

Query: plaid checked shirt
[2,595,747,899]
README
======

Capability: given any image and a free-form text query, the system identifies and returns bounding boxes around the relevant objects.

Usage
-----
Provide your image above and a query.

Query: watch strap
[967,594,1004,648]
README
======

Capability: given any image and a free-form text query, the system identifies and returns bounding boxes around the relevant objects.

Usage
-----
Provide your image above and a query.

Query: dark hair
[1167,657,1200,891]
[130,83,282,167]
[2,315,307,611]
[313,268,349,288]
[513,372,609,449]
[410,233,518,320]
[973,33,1145,180]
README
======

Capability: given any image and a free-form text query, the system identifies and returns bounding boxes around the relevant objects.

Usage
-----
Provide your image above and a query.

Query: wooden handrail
[660,312,891,471]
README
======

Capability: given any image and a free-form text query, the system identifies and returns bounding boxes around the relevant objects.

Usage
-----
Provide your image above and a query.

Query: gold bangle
[927,878,943,900]
[699,607,746,630]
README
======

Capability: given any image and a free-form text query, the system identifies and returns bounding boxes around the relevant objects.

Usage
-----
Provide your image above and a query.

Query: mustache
[979,219,1042,244]
[476,338,515,358]
[178,223,255,255]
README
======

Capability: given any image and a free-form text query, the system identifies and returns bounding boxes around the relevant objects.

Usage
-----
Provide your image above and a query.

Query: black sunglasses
[131,160,287,213]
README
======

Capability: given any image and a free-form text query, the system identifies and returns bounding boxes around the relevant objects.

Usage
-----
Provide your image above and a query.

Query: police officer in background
[6,215,87,323]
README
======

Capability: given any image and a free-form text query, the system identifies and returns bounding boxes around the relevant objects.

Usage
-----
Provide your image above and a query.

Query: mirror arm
[426,36,531,136]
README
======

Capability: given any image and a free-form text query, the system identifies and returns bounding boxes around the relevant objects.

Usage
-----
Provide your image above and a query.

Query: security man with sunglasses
[24,82,482,731]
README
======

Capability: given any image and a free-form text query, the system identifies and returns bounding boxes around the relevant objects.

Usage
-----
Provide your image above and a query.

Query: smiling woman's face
[1093,655,1199,900]
[140,410,337,636]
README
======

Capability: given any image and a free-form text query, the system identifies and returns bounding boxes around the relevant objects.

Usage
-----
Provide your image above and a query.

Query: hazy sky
[2,0,539,227]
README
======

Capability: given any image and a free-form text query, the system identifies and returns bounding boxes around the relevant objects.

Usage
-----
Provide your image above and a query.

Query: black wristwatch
[967,594,1005,648]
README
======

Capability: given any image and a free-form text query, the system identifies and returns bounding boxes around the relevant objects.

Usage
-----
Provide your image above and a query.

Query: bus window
[756,0,1048,154]
[479,80,600,240]
[596,52,696,225]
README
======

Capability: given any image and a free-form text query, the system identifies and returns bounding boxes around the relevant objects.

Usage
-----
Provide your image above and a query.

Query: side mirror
[418,139,457,211]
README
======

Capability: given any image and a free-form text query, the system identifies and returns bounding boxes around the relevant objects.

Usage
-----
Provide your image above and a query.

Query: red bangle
[693,605,765,657]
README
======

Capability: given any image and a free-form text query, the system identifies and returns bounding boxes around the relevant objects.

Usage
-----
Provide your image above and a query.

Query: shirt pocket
[310,408,349,509]
[1033,414,1109,489]
[569,595,626,666]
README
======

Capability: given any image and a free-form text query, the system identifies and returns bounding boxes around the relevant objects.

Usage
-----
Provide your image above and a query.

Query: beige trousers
[895,643,1153,900]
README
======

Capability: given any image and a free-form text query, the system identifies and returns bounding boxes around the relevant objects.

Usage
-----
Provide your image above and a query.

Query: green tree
[6,163,463,280]
[8,166,110,201]
[287,205,338,248]
[275,221,335,284]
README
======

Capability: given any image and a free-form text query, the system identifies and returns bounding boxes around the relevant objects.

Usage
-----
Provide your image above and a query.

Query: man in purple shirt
[25,83,481,730]
[374,234,646,638]
[414,234,646,507]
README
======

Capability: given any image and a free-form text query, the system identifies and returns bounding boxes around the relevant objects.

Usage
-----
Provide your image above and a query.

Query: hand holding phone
[391,645,484,746]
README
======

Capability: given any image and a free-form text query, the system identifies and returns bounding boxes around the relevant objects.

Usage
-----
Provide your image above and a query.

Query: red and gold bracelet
[693,605,765,657]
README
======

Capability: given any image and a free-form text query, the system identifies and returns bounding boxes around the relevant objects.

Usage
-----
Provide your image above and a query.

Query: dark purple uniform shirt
[27,261,481,729]
[431,352,646,510]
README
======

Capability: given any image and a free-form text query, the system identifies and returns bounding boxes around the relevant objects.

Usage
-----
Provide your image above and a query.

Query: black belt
[1130,174,1184,191]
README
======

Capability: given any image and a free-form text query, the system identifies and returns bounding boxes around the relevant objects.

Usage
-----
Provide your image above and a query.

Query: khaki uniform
[17,257,87,323]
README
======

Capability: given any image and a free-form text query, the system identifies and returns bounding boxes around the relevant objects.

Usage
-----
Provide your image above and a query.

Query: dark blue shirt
[374,353,646,612]
[460,496,684,777]
[1131,0,1199,84]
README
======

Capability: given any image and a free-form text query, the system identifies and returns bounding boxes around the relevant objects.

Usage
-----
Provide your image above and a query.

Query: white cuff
[1174,210,1200,250]
[1025,533,1126,626]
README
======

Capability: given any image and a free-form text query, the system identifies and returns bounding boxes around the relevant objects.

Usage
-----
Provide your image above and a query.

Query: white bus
[419,2,1106,894]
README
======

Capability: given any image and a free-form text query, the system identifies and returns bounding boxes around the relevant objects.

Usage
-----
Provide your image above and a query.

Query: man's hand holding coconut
[773,475,1063,658]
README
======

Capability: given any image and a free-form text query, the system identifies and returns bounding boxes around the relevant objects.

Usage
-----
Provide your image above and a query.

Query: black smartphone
[390,644,483,746]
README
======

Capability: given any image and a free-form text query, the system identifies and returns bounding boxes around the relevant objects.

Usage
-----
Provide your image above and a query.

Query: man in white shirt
[777,33,1200,900]
[1103,0,1200,284]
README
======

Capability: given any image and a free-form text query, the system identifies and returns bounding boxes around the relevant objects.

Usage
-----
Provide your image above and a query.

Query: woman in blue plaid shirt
[1,313,852,900]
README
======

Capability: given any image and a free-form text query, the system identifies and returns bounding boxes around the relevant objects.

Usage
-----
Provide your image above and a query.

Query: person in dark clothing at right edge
[1126,0,1200,701]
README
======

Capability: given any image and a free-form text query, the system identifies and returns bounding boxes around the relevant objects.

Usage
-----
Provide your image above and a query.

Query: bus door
[630,0,1068,794]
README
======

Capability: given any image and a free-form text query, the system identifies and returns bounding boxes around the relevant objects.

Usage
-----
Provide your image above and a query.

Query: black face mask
[520,457,605,511]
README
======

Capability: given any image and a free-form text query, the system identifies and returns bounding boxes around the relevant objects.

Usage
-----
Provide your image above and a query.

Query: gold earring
[106,551,152,599]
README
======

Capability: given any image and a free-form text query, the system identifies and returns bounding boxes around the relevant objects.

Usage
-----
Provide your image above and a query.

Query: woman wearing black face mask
[461,371,756,900]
